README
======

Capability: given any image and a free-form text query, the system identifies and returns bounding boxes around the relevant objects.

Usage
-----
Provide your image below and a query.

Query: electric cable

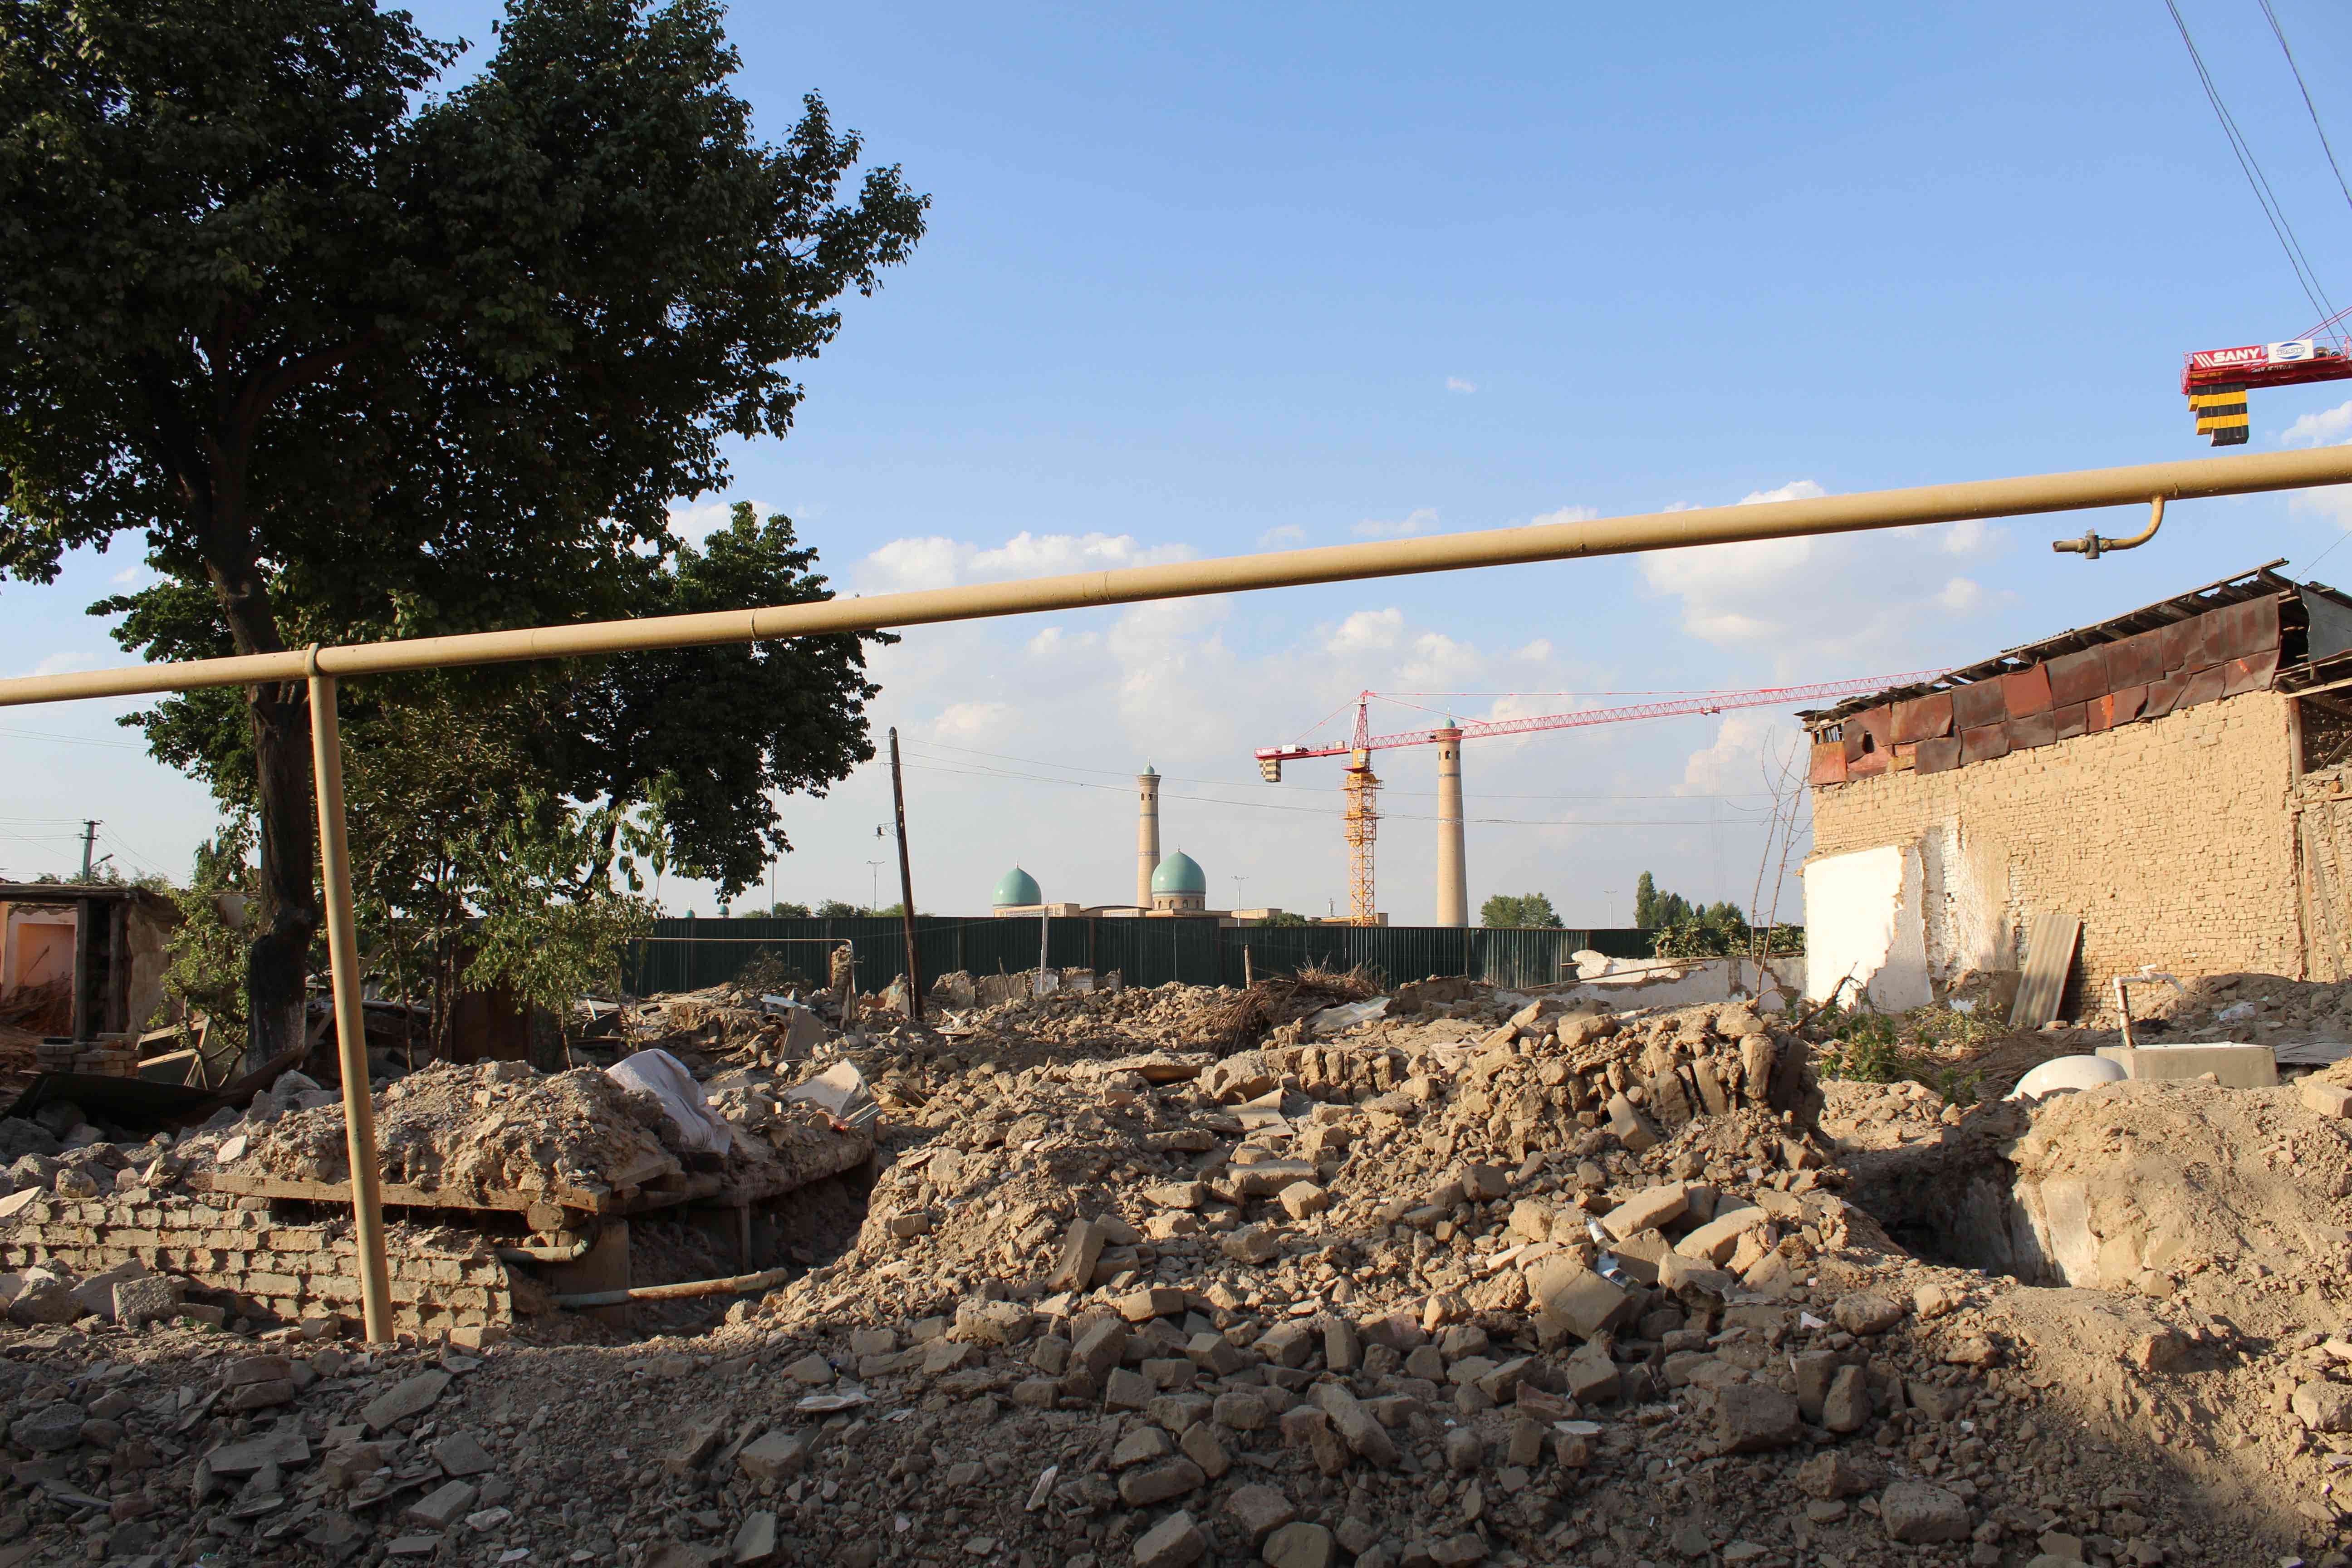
[2259,0,2352,222]
[2166,0,2337,325]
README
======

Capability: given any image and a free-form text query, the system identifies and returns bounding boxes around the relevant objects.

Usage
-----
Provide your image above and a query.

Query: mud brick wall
[1809,688,2302,1009]
[0,1191,520,1333]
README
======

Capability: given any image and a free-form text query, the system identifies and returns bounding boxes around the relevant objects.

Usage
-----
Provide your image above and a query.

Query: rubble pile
[247,1062,681,1200]
[951,984,1248,1061]
[2138,970,2352,1045]
[1,977,2350,1565]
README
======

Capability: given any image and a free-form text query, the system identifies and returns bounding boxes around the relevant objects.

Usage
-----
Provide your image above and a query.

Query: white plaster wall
[1801,843,1932,1009]
[1556,954,1806,1011]
[1917,821,2009,983]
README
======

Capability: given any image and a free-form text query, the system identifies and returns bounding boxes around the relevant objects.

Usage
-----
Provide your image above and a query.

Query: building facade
[1799,565,2352,1016]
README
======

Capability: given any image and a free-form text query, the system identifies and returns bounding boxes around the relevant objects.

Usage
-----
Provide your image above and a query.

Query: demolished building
[1798,561,2352,1013]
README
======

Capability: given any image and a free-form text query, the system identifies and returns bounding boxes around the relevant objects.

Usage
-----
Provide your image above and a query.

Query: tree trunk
[242,679,318,1075]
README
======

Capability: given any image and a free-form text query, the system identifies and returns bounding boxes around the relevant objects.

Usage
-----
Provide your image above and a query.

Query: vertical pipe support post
[306,652,394,1343]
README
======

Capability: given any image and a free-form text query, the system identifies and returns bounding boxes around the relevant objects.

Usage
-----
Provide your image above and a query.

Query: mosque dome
[993,866,1043,907]
[1150,851,1207,897]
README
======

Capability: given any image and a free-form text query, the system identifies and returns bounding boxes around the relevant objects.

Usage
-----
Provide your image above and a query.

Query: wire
[0,725,146,751]
[98,828,169,881]
[2165,0,2337,326]
[894,759,1774,830]
[2306,527,2349,576]
[2260,0,2352,225]
[898,737,1777,800]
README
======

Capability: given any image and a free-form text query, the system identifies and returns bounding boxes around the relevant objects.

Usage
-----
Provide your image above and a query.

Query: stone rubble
[0,977,2341,1565]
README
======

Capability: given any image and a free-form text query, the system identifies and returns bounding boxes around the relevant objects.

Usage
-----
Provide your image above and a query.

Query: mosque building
[990,766,1288,923]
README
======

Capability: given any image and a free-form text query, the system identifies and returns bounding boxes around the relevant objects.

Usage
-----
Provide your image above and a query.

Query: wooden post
[887,728,923,1022]
[307,659,395,1343]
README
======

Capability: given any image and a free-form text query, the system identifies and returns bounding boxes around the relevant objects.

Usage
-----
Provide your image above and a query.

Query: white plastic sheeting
[607,1048,734,1156]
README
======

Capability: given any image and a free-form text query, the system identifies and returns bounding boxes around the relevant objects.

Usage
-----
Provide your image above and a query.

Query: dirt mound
[2007,1079,2352,1336]
[246,1059,681,1199]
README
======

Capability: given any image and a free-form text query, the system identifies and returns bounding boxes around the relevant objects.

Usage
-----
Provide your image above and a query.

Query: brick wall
[0,1190,521,1333]
[2298,761,2352,982]
[1808,688,2301,1010]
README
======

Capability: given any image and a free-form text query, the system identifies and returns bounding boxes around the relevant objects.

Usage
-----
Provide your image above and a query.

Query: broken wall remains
[1808,688,2301,1011]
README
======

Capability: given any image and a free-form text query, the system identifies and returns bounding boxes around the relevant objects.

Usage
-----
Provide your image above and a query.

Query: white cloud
[1679,711,1796,797]
[1445,377,1478,394]
[1025,626,1098,658]
[1528,505,1599,528]
[1937,517,2009,558]
[1513,638,1553,662]
[2282,399,2352,449]
[1739,479,1827,506]
[933,701,1014,740]
[2277,408,2352,530]
[108,564,148,588]
[1352,508,1439,540]
[667,499,756,547]
[861,530,1193,593]
[1400,632,1480,688]
[1325,608,1404,653]
[1637,477,2007,675]
[1257,524,1309,550]
[2291,487,2352,533]
[29,652,90,678]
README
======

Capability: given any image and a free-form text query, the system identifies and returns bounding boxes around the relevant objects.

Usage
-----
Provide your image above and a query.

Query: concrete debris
[0,973,2343,1564]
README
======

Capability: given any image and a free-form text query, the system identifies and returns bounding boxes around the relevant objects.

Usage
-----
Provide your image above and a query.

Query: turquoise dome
[1151,851,1207,897]
[993,866,1042,907]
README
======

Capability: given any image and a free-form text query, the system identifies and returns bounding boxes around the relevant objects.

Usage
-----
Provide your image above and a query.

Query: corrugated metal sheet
[623,918,1666,996]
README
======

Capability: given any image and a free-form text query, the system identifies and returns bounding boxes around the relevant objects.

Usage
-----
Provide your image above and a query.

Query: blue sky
[10,0,2352,926]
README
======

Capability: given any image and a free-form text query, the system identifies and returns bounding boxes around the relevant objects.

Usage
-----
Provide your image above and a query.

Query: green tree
[814,899,862,919]
[1258,911,1309,928]
[767,901,813,918]
[0,0,926,1066]
[1635,870,1695,929]
[1480,892,1562,929]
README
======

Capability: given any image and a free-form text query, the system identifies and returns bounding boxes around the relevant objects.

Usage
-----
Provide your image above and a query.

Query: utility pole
[865,861,884,914]
[78,820,98,881]
[887,728,923,1022]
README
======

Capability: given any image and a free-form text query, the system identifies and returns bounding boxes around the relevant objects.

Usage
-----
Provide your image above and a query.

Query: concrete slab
[2094,1042,2277,1088]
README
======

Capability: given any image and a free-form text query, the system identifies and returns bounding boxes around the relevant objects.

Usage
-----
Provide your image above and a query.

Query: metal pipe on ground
[6,447,2352,709]
[496,1234,598,1265]
[550,1265,794,1309]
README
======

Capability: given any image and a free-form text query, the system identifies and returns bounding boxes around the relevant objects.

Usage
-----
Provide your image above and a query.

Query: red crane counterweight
[2181,338,2352,446]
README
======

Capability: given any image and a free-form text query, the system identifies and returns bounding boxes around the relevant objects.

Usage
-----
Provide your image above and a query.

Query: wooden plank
[200,1171,661,1217]
[2009,911,2082,1029]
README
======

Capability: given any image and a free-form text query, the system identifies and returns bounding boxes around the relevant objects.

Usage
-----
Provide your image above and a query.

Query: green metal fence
[622,916,1656,997]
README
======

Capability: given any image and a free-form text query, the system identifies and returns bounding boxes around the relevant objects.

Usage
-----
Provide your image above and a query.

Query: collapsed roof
[1798,561,2352,785]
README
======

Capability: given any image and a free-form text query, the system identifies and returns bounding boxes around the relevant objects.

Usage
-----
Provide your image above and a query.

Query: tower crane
[1255,672,1947,925]
[2182,316,2352,446]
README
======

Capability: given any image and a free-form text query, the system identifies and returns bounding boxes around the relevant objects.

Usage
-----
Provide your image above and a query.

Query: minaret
[1434,725,1468,926]
[1137,766,1161,909]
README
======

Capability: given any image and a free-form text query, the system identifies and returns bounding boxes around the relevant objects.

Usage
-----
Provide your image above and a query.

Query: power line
[0,724,146,750]
[902,730,1785,801]
[893,759,1774,830]
[2259,0,2352,223]
[2164,0,2337,324]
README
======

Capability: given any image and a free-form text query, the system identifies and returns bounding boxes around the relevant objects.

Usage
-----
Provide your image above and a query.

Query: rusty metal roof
[1798,560,2352,728]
